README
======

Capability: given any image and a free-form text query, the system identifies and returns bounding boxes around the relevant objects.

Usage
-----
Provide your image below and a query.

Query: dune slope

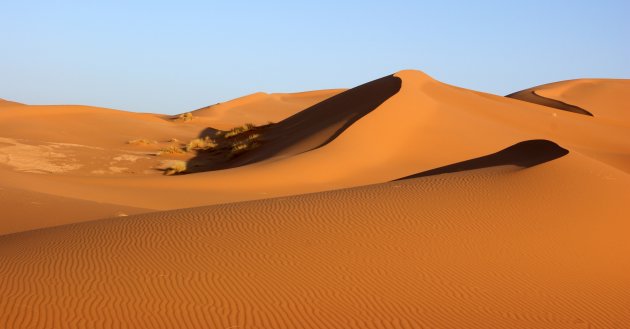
[1,71,629,224]
[225,75,402,166]
[0,98,25,107]
[507,79,630,121]
[1,150,629,328]
[506,88,593,116]
[0,185,151,235]
[190,89,344,129]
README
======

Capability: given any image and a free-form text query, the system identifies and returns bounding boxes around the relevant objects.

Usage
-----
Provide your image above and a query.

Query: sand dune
[506,88,593,116]
[1,71,628,222]
[507,79,630,121]
[1,149,629,328]
[0,104,197,148]
[0,98,25,107]
[1,70,629,327]
[189,89,344,129]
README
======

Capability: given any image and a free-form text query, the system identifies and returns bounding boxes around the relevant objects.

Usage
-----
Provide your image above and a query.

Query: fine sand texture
[1,150,629,328]
[1,70,629,327]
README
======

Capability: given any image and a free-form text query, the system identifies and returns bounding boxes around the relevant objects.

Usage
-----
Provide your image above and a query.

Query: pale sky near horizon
[1,0,629,114]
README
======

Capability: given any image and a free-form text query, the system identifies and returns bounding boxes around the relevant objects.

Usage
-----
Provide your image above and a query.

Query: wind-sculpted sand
[1,70,629,327]
[1,151,629,328]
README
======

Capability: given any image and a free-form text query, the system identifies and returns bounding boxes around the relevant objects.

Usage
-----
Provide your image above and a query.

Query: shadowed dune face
[399,139,569,180]
[237,75,401,161]
[187,75,402,169]
[506,90,593,116]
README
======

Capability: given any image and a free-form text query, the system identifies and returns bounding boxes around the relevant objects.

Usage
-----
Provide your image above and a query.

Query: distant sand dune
[1,71,629,227]
[507,90,593,116]
[190,89,344,129]
[507,79,630,122]
[0,98,25,107]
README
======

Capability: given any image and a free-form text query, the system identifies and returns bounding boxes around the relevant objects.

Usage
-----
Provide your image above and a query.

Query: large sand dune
[1,70,629,327]
[1,150,628,328]
[2,71,628,217]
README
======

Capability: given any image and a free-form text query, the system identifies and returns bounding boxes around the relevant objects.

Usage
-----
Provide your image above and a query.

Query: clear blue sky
[1,0,629,114]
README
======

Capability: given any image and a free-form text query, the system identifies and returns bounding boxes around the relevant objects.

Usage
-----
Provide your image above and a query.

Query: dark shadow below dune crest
[506,90,593,116]
[396,140,569,180]
[185,75,402,173]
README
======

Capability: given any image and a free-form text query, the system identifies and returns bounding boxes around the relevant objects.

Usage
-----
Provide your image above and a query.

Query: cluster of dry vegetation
[127,139,157,145]
[157,144,186,156]
[215,123,262,156]
[175,112,193,122]
[222,123,256,138]
[128,122,268,175]
[230,133,260,154]
[186,136,217,152]
[162,160,187,175]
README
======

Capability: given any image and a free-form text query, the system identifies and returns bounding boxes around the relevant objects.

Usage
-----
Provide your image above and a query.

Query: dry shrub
[127,139,156,145]
[224,123,256,138]
[157,145,185,156]
[185,136,217,152]
[230,133,260,155]
[176,112,193,122]
[163,160,186,175]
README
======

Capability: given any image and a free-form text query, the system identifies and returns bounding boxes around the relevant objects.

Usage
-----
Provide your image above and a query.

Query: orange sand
[189,89,345,129]
[0,71,629,328]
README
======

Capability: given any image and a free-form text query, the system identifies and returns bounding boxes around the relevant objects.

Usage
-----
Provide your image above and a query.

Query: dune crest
[399,139,569,179]
[507,79,630,121]
[507,89,593,116]
[0,98,25,107]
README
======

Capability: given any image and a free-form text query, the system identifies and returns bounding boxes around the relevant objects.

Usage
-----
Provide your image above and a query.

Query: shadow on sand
[184,75,402,173]
[396,140,569,180]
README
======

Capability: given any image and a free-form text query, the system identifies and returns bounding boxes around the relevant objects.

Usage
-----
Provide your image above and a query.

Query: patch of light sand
[0,137,83,173]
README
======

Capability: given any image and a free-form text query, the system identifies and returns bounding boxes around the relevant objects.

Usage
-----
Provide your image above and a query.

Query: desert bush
[127,139,156,145]
[224,123,256,138]
[176,112,193,122]
[185,136,217,152]
[230,133,260,155]
[157,145,185,156]
[163,160,187,175]
[231,142,249,154]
